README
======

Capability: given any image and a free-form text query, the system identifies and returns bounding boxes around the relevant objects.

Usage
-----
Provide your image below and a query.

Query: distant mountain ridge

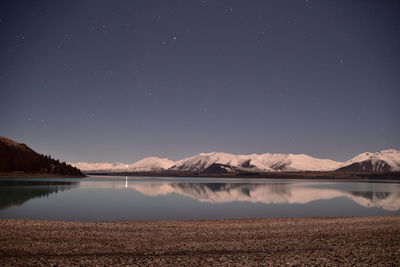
[338,149,400,172]
[71,149,400,174]
[72,157,175,173]
[0,137,84,177]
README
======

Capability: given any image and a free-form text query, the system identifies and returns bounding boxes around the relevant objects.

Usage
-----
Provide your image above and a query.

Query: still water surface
[0,176,399,221]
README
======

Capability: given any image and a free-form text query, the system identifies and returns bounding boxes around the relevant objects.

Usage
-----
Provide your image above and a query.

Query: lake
[0,176,399,221]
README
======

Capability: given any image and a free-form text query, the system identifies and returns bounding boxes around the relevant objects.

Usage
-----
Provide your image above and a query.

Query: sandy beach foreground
[1,217,399,266]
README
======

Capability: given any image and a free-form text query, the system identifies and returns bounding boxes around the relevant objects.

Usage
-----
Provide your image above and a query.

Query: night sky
[1,0,399,163]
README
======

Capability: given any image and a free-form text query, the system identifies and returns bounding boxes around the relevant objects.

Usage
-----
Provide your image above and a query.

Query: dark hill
[200,163,233,174]
[337,160,392,173]
[0,137,84,177]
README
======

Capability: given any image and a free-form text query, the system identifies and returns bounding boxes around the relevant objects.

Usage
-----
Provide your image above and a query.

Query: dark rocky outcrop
[337,160,392,173]
[200,163,234,174]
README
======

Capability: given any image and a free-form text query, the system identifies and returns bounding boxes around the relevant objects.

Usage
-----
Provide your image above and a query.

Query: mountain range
[71,149,400,175]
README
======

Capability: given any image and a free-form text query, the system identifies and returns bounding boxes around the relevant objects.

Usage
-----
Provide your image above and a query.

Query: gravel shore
[1,216,399,266]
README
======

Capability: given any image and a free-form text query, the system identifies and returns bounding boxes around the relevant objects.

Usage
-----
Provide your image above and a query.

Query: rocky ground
[0,216,399,266]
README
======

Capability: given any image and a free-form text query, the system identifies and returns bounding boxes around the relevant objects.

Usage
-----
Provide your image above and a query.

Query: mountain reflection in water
[0,180,78,210]
[1,178,399,221]
[129,182,400,211]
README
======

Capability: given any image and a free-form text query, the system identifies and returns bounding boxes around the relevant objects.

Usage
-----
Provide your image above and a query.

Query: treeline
[0,138,84,177]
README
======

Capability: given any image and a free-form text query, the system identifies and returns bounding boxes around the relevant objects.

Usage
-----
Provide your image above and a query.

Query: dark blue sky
[1,0,399,162]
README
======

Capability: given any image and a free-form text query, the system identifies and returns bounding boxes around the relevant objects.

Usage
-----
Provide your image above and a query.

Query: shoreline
[85,171,400,180]
[0,172,86,178]
[1,216,399,266]
[1,172,399,181]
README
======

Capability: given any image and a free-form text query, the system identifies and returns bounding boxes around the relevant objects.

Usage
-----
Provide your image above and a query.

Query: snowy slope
[70,162,128,173]
[338,149,400,172]
[128,157,176,171]
[171,152,342,172]
[248,153,341,171]
[71,149,400,173]
[171,152,253,171]
[71,157,175,172]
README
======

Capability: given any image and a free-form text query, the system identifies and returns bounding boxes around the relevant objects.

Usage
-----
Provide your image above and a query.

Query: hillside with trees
[0,137,84,177]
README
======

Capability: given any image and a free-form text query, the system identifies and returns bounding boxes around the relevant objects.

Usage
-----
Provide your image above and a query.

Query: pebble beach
[1,216,399,266]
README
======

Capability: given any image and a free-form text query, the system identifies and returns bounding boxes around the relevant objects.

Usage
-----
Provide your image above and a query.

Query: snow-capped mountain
[70,162,128,173]
[71,157,175,173]
[128,157,176,171]
[171,152,341,172]
[71,149,400,174]
[338,149,400,172]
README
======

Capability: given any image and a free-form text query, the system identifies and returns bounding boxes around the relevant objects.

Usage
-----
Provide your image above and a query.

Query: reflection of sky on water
[0,176,399,222]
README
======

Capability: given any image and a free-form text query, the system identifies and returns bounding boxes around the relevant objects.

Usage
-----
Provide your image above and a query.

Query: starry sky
[1,0,399,163]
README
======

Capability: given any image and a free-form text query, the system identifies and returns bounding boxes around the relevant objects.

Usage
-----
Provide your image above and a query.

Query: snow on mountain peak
[171,151,342,172]
[71,157,176,172]
[129,157,176,171]
[379,149,399,154]
[70,162,127,172]
[71,149,400,174]
[247,153,341,171]
[171,152,246,171]
[343,149,400,171]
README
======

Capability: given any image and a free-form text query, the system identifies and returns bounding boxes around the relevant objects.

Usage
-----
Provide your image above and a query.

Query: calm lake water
[0,176,399,221]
